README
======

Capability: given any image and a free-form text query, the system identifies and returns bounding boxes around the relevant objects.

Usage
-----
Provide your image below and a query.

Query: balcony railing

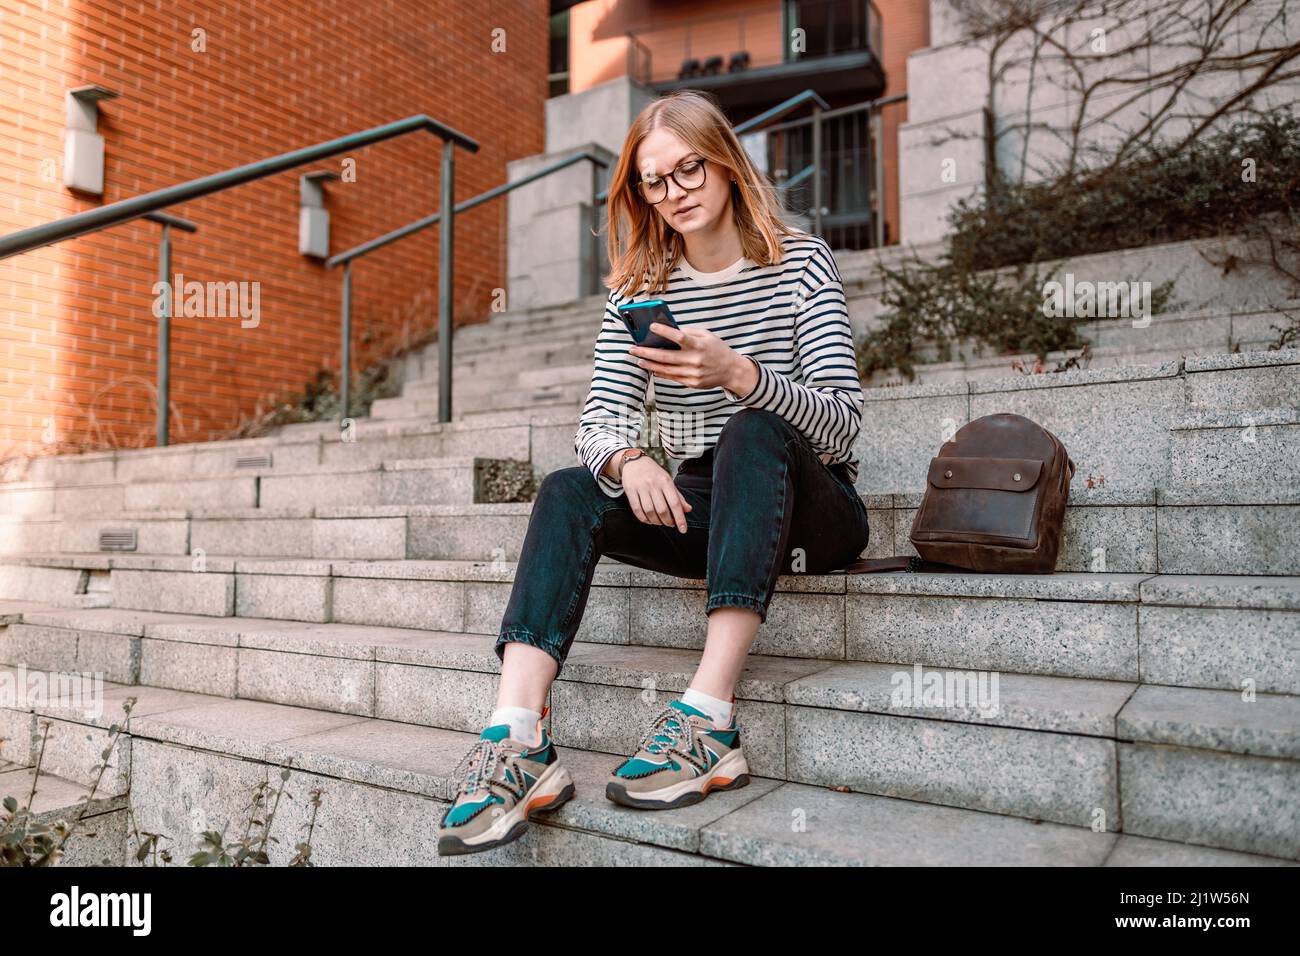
[626,0,881,86]
[742,91,907,249]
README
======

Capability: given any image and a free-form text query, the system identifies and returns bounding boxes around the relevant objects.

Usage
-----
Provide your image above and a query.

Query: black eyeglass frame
[633,157,709,205]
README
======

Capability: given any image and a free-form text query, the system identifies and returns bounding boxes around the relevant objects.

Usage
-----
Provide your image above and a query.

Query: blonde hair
[601,90,805,299]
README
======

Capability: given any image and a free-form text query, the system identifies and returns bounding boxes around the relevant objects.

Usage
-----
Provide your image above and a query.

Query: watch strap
[616,448,645,480]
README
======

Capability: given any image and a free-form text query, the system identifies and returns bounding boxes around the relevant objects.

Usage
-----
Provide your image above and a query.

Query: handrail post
[812,104,823,237]
[157,222,172,446]
[872,105,886,247]
[438,138,455,424]
[590,158,601,296]
[341,262,352,422]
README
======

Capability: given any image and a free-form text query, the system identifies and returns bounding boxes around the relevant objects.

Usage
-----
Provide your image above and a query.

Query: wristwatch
[615,448,645,481]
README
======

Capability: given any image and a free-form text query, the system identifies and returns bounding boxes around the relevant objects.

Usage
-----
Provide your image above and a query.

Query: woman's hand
[629,323,749,392]
[621,454,692,533]
[632,325,835,467]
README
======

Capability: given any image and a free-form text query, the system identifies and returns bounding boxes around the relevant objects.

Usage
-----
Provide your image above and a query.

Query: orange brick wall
[0,0,548,456]
[566,0,930,246]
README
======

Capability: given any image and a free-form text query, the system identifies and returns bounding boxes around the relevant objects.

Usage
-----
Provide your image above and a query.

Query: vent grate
[235,453,273,469]
[98,529,138,552]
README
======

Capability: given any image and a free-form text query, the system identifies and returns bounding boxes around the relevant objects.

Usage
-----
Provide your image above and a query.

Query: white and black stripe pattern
[575,232,865,498]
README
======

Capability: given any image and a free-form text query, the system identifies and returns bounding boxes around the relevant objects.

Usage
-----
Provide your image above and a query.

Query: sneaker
[606,697,750,809]
[436,704,575,856]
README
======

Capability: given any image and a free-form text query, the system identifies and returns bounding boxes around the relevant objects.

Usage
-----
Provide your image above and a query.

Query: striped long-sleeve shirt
[575,231,864,498]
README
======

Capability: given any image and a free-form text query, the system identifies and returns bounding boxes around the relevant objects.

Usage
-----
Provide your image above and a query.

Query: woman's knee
[536,464,602,502]
[716,407,791,449]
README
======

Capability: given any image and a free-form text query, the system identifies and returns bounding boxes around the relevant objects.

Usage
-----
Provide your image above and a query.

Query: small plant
[946,108,1300,275]
[1,695,323,867]
[225,359,405,440]
[1010,343,1093,375]
[1264,307,1300,351]
[478,459,540,503]
[860,251,1087,383]
[0,697,136,867]
[187,762,323,867]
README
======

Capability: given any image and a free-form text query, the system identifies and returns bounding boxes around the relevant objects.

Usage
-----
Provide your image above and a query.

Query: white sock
[489,705,542,744]
[681,687,732,727]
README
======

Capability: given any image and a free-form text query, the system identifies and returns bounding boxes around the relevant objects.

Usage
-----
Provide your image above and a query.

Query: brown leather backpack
[843,412,1076,574]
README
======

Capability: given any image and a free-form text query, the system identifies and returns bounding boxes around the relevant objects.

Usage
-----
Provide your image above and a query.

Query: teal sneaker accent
[441,792,502,826]
[437,704,576,856]
[607,695,751,809]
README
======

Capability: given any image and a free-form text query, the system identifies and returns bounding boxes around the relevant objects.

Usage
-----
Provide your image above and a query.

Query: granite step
[854,355,1277,494]
[0,761,128,866]
[2,629,1296,863]
[458,350,1300,499]
[414,359,595,395]
[0,682,1212,867]
[0,454,531,517]
[399,361,596,402]
[1183,348,1300,409]
[0,416,551,490]
[863,335,1296,389]
[13,477,1275,574]
[5,349,1292,502]
[1,558,1296,695]
[387,343,595,403]
[395,343,1298,439]
[371,379,590,420]
[1169,407,1299,486]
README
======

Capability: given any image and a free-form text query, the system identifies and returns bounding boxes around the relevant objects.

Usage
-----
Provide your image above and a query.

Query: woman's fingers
[628,485,651,524]
[665,486,689,533]
[648,485,677,527]
[624,459,693,533]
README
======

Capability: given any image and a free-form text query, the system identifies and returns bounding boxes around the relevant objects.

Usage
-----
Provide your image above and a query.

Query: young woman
[437,90,870,856]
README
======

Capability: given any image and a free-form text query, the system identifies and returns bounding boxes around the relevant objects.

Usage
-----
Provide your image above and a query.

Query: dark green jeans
[494,407,871,677]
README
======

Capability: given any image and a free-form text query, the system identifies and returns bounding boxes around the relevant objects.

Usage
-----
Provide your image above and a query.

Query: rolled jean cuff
[705,591,768,622]
[495,626,565,676]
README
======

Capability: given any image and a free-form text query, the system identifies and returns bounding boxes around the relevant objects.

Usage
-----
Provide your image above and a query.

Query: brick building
[1,0,928,459]
[0,0,549,455]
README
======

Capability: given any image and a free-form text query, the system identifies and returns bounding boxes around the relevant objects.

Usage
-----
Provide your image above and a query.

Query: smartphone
[616,299,681,350]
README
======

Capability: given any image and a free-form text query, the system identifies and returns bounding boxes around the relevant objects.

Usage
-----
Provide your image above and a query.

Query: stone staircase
[1,242,1298,866]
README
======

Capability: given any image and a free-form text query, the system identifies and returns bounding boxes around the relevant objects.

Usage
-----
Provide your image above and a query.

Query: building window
[549,8,570,98]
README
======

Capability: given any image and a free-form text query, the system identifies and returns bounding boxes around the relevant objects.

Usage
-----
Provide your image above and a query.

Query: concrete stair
[1,243,1298,865]
[2,476,1298,573]
[0,761,127,866]
[1,604,1295,866]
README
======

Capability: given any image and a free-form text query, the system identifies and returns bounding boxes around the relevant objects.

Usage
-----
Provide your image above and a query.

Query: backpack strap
[839,554,967,574]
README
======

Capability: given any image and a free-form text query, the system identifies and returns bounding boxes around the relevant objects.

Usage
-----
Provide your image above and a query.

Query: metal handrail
[781,164,817,192]
[758,90,907,134]
[0,115,477,260]
[143,212,198,233]
[754,91,907,245]
[144,213,199,446]
[0,114,479,445]
[327,150,607,268]
[326,149,611,422]
[734,89,830,135]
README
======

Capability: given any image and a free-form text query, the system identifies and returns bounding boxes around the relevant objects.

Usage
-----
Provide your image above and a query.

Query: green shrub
[948,107,1300,273]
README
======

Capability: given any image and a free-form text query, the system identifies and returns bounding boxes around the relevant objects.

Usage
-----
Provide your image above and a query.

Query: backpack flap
[911,454,1048,548]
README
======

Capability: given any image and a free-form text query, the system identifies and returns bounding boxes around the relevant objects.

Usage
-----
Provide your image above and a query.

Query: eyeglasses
[634,157,708,204]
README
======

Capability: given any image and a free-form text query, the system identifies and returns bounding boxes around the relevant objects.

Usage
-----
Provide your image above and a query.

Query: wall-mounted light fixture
[64,85,119,195]
[299,170,341,259]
